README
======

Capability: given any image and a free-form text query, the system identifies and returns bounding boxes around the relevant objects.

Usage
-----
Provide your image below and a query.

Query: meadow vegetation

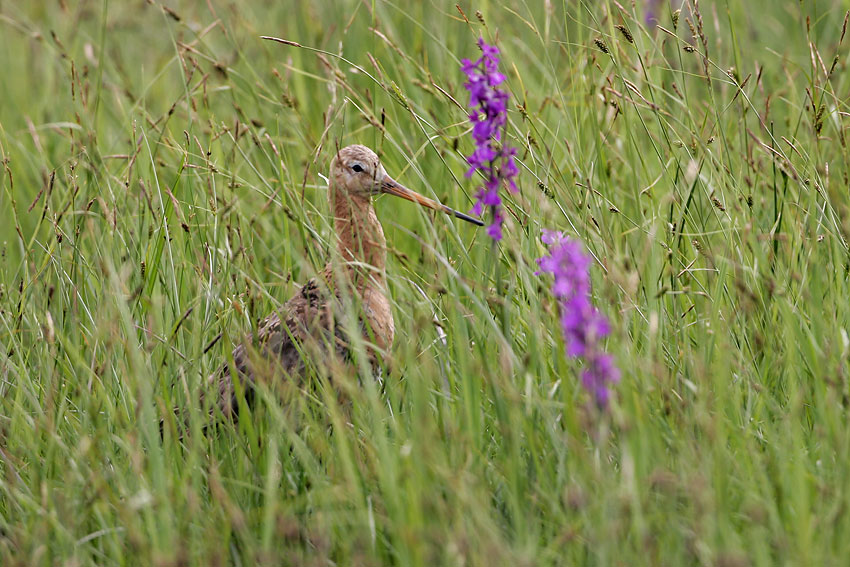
[1,0,850,565]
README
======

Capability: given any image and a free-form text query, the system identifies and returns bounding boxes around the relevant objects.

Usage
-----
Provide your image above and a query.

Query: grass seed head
[615,24,634,43]
[594,38,610,53]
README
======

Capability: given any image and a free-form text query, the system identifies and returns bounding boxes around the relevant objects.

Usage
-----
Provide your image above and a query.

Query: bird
[208,144,483,419]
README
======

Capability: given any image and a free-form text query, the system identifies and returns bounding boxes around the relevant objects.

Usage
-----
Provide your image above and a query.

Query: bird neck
[331,186,387,283]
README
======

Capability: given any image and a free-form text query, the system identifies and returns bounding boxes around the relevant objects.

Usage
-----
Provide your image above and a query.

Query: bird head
[330,144,483,226]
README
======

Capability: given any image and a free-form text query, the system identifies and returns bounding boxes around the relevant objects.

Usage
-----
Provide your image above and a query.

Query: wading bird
[210,145,482,418]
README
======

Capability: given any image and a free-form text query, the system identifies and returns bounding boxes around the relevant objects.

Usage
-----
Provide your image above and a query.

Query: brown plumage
[210,145,482,418]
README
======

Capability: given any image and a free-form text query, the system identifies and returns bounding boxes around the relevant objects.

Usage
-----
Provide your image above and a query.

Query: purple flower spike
[462,38,519,241]
[537,232,620,408]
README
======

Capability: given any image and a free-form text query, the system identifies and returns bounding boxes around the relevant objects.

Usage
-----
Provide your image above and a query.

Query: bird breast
[360,282,395,354]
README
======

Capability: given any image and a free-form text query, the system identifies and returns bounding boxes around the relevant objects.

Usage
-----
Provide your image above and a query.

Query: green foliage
[1,0,849,565]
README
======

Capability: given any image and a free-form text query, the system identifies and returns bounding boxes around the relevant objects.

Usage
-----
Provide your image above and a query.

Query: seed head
[615,25,634,44]
[594,38,610,54]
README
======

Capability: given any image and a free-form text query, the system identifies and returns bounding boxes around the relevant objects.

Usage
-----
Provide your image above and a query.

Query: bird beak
[380,176,484,226]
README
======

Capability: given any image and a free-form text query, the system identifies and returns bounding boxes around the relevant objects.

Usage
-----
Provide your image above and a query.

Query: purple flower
[462,38,519,241]
[537,232,620,408]
[644,0,665,26]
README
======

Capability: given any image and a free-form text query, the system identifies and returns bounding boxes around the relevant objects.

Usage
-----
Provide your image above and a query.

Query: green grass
[2,0,850,564]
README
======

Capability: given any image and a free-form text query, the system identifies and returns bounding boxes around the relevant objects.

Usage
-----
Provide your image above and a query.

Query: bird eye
[351,164,364,173]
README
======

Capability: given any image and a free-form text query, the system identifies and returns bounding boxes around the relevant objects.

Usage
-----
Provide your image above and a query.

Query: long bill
[380,176,484,227]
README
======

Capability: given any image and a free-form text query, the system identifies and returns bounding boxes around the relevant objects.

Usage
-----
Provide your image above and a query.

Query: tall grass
[1,0,849,565]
